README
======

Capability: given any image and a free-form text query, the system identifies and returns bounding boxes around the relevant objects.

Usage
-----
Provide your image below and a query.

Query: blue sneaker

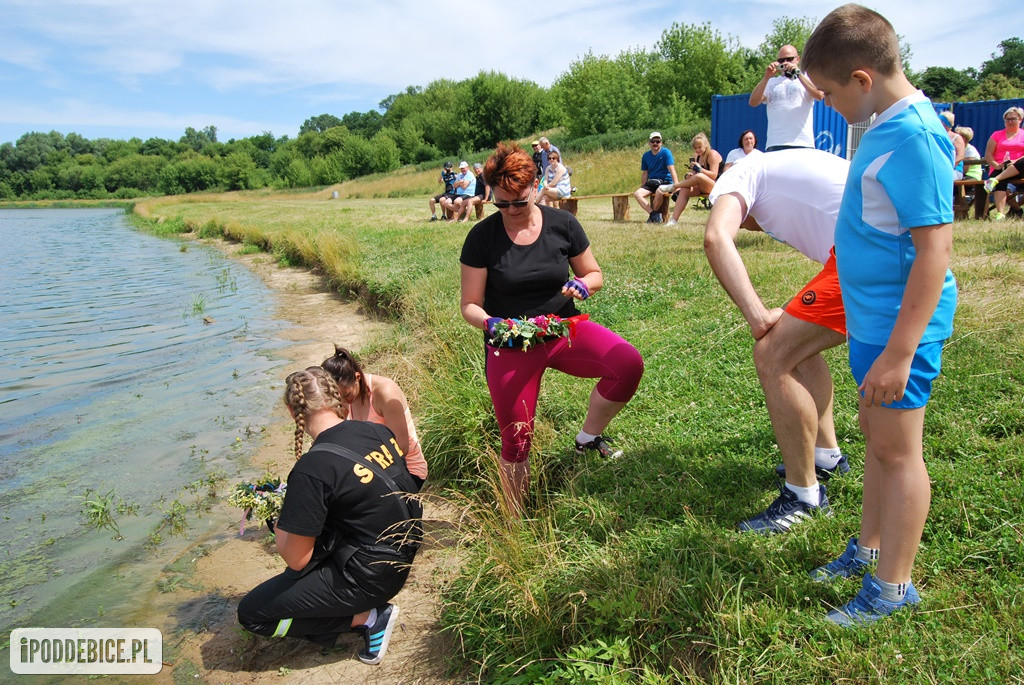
[775,453,850,481]
[737,484,832,534]
[355,604,399,665]
[826,573,920,626]
[648,211,663,223]
[810,538,872,581]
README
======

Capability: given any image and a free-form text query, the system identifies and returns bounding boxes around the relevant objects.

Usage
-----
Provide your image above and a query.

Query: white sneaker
[984,178,996,193]
[658,184,673,193]
[666,219,678,226]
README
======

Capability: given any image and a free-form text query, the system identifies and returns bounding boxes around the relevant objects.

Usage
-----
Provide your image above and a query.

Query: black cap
[443,161,453,169]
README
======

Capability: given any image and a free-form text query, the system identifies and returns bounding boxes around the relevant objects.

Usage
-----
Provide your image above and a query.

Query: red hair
[483,142,536,196]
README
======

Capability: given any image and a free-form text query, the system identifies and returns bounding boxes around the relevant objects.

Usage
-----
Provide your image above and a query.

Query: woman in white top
[537,150,572,206]
[722,130,763,174]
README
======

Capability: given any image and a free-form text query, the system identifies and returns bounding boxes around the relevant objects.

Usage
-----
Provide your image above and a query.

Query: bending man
[703,148,851,534]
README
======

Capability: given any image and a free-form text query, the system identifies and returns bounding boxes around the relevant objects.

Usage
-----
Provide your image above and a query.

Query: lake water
[0,208,288,633]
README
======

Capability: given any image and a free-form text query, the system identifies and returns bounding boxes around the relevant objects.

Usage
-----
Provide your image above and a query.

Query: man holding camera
[429,161,459,221]
[748,45,823,151]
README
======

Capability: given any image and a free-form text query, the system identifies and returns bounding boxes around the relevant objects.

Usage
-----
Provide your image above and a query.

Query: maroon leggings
[484,320,644,463]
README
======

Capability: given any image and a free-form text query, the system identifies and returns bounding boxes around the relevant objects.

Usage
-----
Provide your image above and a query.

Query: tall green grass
[137,182,1024,683]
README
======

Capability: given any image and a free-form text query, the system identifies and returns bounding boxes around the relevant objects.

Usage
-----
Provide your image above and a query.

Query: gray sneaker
[737,484,832,534]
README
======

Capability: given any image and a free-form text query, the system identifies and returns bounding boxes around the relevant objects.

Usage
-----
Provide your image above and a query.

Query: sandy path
[140,239,464,684]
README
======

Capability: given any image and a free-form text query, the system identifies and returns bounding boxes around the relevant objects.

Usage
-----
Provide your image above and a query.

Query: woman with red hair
[459,142,644,514]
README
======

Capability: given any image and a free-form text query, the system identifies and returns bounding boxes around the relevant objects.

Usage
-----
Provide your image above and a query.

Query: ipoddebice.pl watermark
[10,628,162,675]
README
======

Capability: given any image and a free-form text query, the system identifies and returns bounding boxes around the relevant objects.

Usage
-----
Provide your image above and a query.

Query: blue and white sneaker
[355,603,399,665]
[775,453,851,481]
[826,573,920,626]
[736,484,832,534]
[810,538,872,581]
[647,211,663,223]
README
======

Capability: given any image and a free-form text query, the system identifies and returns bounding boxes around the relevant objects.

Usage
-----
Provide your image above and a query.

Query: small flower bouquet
[487,314,587,353]
[227,475,286,535]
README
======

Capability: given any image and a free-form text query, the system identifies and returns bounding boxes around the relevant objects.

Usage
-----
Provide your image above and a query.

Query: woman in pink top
[321,346,428,489]
[983,106,1024,220]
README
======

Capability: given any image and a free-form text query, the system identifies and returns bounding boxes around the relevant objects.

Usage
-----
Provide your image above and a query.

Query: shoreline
[141,235,460,684]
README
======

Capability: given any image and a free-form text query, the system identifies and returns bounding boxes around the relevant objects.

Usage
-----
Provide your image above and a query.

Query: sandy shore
[140,239,462,684]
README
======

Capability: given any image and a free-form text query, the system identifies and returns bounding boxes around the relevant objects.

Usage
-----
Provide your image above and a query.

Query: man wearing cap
[456,162,490,223]
[429,161,459,221]
[748,45,823,151]
[441,161,477,221]
[531,141,544,179]
[634,132,678,223]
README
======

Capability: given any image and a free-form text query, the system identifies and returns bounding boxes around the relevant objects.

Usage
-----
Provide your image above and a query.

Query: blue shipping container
[951,98,1024,167]
[711,93,848,158]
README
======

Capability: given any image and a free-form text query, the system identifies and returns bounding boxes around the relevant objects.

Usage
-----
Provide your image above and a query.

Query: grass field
[136,180,1024,683]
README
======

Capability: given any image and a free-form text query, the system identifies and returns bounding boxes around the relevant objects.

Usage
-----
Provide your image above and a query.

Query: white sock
[360,607,377,628]
[814,447,843,469]
[855,541,879,563]
[785,481,820,506]
[874,575,910,601]
[576,430,599,445]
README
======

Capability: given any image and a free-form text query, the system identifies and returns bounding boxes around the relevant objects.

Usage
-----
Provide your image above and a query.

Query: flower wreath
[487,313,589,354]
[227,475,286,535]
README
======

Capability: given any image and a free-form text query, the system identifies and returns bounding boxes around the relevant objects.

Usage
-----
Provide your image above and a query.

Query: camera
[691,163,701,173]
[783,65,800,80]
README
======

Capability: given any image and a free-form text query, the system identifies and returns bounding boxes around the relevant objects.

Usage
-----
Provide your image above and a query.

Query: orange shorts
[783,248,846,336]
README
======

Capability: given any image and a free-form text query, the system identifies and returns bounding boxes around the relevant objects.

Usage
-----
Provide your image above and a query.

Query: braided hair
[321,345,370,404]
[283,367,346,459]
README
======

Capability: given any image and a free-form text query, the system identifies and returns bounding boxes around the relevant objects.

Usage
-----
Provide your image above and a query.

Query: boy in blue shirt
[801,4,957,626]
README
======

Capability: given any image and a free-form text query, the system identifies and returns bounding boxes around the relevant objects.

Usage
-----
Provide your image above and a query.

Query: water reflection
[0,208,286,630]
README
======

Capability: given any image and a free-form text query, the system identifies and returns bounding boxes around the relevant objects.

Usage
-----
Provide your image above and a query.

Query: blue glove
[563,278,590,300]
[485,315,505,335]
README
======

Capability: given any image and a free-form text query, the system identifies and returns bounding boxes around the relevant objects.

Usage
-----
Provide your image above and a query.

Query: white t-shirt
[708,147,849,264]
[764,75,815,149]
[725,147,764,166]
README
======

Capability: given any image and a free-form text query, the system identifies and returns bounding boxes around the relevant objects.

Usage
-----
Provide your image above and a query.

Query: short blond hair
[803,4,902,84]
[954,126,974,144]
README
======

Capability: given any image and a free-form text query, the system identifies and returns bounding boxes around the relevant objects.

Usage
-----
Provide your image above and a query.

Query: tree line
[1,19,1020,202]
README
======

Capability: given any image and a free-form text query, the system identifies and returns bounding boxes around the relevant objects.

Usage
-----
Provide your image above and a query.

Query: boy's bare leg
[858,403,929,583]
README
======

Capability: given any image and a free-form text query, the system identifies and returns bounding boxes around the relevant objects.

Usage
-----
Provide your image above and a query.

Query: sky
[1,0,1019,146]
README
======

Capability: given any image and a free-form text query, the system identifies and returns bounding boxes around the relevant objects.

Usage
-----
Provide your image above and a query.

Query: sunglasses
[493,189,534,209]
[778,56,797,63]
[650,139,662,144]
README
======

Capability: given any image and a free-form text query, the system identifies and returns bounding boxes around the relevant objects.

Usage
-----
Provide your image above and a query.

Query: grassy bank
[135,182,1024,682]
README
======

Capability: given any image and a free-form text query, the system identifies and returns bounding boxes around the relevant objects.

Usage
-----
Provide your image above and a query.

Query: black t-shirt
[459,205,590,318]
[276,421,422,559]
[473,173,487,199]
[533,151,544,179]
[441,170,457,193]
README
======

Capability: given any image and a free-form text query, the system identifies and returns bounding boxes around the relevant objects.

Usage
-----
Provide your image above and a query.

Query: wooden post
[475,202,485,220]
[612,195,630,221]
[558,198,579,216]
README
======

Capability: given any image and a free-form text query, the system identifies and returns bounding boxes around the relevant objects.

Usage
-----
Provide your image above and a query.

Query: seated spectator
[983,106,1024,220]
[428,162,458,221]
[939,111,966,180]
[633,131,679,223]
[538,150,572,206]
[441,161,477,221]
[656,132,722,226]
[531,141,543,179]
[722,130,763,174]
[539,137,560,172]
[457,163,490,223]
[955,126,983,181]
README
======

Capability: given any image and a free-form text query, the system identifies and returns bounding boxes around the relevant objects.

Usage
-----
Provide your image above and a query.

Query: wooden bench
[557,190,709,222]
[556,193,633,221]
[954,179,988,220]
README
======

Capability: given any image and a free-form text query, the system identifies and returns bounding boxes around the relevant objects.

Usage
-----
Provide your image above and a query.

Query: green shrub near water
[137,189,1024,682]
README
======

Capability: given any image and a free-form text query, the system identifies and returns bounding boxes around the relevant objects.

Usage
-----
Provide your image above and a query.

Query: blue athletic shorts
[848,338,945,409]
